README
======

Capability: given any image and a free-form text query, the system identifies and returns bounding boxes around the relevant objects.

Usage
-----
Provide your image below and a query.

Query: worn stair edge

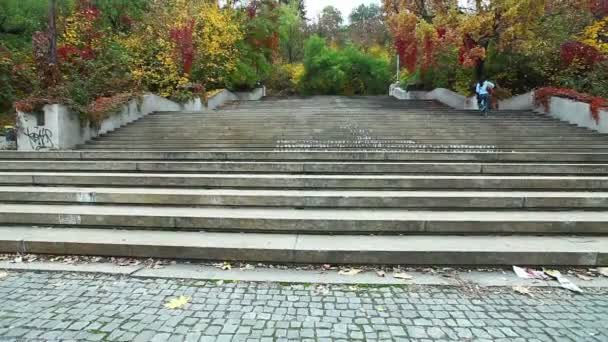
[0,227,605,265]
[5,187,608,209]
[3,161,608,175]
[1,204,608,234]
[2,172,608,190]
[4,151,608,162]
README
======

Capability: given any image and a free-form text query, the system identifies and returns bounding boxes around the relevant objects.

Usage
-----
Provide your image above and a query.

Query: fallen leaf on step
[598,268,608,277]
[393,272,413,280]
[240,264,255,271]
[0,272,7,279]
[12,256,22,263]
[164,296,190,310]
[215,262,232,271]
[322,264,332,271]
[338,268,362,276]
[376,270,386,277]
[513,286,533,297]
[576,274,593,281]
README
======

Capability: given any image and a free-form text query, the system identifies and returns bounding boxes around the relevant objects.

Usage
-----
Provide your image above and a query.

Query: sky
[305,0,381,22]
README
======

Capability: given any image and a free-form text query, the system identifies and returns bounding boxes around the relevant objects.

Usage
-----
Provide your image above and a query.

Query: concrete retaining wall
[390,84,608,133]
[499,91,535,110]
[538,97,608,133]
[234,87,265,101]
[390,85,479,110]
[16,87,264,151]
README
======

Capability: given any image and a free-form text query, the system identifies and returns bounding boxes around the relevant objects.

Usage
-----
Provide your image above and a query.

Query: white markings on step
[58,214,82,225]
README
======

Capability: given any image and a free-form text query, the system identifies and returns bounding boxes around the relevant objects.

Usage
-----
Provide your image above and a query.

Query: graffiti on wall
[24,127,54,150]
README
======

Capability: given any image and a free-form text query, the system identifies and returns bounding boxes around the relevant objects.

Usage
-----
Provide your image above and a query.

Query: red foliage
[590,0,608,17]
[459,34,477,66]
[247,1,258,18]
[119,15,134,29]
[534,87,608,124]
[422,33,435,70]
[57,45,95,61]
[395,37,417,72]
[436,27,446,40]
[57,0,102,63]
[76,0,101,20]
[14,97,54,113]
[32,31,59,88]
[170,20,196,75]
[87,92,133,125]
[560,41,603,66]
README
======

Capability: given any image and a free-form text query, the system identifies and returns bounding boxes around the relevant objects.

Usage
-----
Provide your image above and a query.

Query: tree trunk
[48,0,57,65]
[475,59,485,81]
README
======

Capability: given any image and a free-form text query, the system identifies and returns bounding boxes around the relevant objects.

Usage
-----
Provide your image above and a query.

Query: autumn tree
[278,1,306,62]
[348,4,388,49]
[316,6,344,45]
[279,0,306,19]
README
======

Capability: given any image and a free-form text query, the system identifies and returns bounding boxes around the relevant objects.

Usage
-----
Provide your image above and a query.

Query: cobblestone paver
[0,271,607,341]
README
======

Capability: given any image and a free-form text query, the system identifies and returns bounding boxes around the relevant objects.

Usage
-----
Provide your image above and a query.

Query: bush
[227,44,271,91]
[266,63,303,96]
[299,36,391,95]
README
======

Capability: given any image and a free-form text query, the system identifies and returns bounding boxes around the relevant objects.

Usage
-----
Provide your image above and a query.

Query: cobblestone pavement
[0,271,607,341]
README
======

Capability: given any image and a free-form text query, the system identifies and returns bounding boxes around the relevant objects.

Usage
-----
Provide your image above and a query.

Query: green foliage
[228,45,271,91]
[278,1,305,63]
[91,0,149,33]
[55,38,133,117]
[300,36,391,95]
[0,0,58,49]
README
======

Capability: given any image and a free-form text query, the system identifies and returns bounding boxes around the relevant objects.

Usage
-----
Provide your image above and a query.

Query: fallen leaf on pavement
[394,272,413,280]
[543,269,584,294]
[513,286,533,297]
[164,296,190,310]
[376,270,386,277]
[12,256,22,263]
[338,268,362,276]
[513,266,548,280]
[598,268,608,277]
[322,264,332,270]
[576,274,593,281]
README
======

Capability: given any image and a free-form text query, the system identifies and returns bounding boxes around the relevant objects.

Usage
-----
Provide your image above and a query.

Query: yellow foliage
[367,45,391,61]
[581,17,608,54]
[287,63,305,84]
[124,1,243,98]
[193,3,243,84]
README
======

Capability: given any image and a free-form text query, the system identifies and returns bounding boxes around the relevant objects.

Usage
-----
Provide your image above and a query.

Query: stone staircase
[0,96,607,265]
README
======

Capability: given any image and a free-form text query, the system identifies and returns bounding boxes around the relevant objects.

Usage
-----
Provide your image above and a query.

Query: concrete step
[0,203,607,234]
[94,131,605,139]
[2,172,608,190]
[2,161,608,175]
[80,143,608,150]
[0,226,605,265]
[4,186,608,209]
[4,151,608,162]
